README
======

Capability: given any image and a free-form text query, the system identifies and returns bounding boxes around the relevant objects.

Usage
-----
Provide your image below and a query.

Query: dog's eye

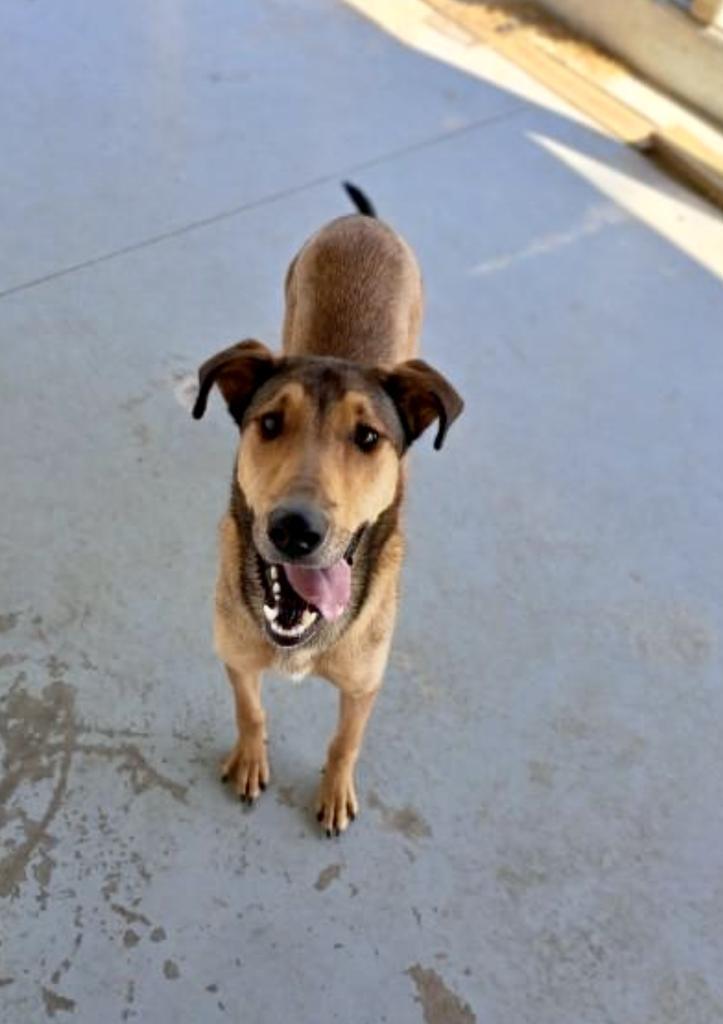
[354,424,380,453]
[259,412,283,440]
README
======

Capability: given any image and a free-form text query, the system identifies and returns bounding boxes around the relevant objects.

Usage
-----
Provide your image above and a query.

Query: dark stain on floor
[314,863,343,891]
[0,611,21,634]
[163,960,180,980]
[276,785,297,808]
[406,964,476,1024]
[368,790,432,840]
[41,986,76,1018]
[0,654,188,902]
[111,903,152,928]
[0,675,76,900]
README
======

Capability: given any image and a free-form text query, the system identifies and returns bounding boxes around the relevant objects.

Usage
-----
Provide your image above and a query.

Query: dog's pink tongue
[284,560,351,621]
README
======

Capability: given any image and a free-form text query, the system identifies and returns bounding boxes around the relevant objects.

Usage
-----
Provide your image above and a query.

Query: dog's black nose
[267,502,328,560]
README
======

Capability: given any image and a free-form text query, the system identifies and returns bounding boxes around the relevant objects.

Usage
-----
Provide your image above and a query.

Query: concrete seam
[0,104,525,302]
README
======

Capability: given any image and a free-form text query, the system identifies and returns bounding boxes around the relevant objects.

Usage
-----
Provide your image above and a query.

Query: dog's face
[193,340,462,648]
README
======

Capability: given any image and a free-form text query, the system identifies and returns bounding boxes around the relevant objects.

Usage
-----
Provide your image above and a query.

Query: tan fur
[238,386,400,542]
[205,203,442,835]
[283,215,423,365]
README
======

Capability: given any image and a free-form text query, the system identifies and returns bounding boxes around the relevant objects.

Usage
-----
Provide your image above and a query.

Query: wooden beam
[691,0,723,27]
[648,125,723,207]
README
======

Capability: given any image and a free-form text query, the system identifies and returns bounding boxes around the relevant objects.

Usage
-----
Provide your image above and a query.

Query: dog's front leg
[316,687,380,836]
[221,665,269,803]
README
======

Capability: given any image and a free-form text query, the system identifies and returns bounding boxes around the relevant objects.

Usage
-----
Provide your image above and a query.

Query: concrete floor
[2,1,723,1021]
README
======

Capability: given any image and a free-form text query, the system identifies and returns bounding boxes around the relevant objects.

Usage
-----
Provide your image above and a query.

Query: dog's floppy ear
[378,359,463,451]
[192,339,276,426]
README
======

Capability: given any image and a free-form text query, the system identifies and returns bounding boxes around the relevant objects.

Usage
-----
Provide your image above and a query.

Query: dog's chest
[275,648,315,683]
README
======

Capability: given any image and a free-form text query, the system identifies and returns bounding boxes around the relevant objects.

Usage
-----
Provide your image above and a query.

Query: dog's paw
[221,735,269,803]
[316,761,358,836]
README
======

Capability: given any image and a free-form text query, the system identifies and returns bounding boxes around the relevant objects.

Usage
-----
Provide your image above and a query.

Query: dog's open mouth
[259,558,352,648]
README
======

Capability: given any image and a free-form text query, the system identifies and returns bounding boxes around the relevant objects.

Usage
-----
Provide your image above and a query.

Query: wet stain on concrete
[0,658,188,901]
[368,790,432,840]
[632,605,714,668]
[406,965,476,1024]
[0,629,175,1015]
[496,864,548,899]
[528,760,555,787]
[276,785,297,808]
[121,980,135,1022]
[0,676,76,900]
[163,960,180,980]
[314,863,342,891]
[131,422,150,447]
[150,926,167,943]
[0,611,21,634]
[0,653,27,670]
[111,903,151,928]
[74,740,187,803]
[41,986,76,1017]
[650,971,723,1022]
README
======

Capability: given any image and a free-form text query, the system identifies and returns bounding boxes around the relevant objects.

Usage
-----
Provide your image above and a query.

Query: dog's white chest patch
[276,651,314,683]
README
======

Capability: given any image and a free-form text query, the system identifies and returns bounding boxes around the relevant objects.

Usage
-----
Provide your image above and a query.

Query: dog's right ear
[192,340,277,427]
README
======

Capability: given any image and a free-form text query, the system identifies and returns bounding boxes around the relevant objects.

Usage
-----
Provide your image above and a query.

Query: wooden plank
[691,0,723,27]
[424,0,653,144]
[423,0,723,209]
[491,30,653,144]
[649,124,723,206]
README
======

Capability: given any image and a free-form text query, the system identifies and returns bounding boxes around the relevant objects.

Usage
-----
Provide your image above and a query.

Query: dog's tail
[342,181,377,218]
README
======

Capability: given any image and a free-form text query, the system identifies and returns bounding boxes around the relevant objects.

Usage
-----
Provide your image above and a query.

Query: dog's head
[193,339,463,647]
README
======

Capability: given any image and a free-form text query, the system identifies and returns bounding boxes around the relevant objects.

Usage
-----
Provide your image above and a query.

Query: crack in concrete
[0,107,524,303]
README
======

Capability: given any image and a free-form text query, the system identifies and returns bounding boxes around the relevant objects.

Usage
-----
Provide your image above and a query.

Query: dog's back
[282,185,422,366]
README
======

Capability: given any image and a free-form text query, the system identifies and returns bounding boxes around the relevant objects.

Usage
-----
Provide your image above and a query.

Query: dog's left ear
[192,339,276,427]
[378,359,464,451]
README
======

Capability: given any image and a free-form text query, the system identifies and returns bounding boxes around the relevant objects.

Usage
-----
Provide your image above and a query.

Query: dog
[192,183,463,835]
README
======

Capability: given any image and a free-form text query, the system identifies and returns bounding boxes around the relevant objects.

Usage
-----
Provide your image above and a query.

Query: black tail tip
[342,181,377,218]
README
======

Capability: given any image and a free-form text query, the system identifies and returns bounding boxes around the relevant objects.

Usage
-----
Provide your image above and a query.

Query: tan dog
[193,184,463,835]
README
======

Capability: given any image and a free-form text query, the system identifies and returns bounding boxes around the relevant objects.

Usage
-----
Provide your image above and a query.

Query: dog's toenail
[326,829,332,838]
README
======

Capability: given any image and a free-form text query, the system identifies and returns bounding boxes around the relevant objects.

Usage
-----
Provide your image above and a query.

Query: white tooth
[272,582,281,596]
[300,609,317,630]
[269,566,278,580]
[263,605,278,622]
[271,619,306,638]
